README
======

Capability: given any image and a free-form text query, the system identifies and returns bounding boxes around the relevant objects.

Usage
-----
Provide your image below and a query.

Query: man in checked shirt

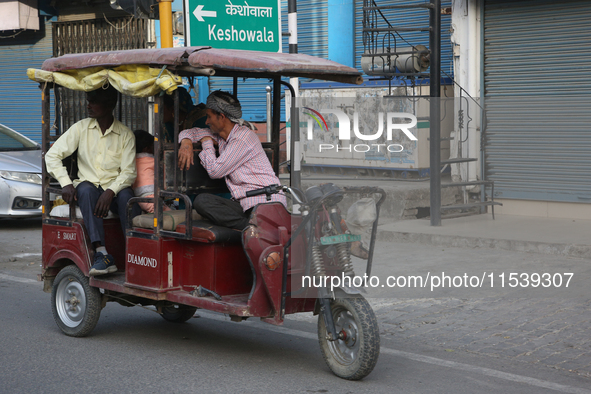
[177,90,286,230]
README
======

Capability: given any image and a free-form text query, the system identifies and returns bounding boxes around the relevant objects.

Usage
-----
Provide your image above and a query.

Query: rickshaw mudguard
[258,244,284,325]
[243,202,294,323]
[42,221,92,276]
[43,218,127,277]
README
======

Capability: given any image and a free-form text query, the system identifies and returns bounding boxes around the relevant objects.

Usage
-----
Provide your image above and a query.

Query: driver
[177,90,285,230]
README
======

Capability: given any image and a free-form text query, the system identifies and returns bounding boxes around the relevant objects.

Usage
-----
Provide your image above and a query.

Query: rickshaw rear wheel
[160,304,198,323]
[51,265,102,337]
[317,295,380,380]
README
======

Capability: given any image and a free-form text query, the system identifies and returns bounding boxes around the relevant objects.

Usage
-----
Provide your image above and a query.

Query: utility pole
[158,0,173,48]
[429,0,441,226]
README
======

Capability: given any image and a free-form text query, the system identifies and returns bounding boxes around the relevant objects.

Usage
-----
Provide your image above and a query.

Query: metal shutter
[209,0,328,122]
[290,0,329,58]
[0,19,53,143]
[354,0,454,77]
[484,0,591,203]
[52,18,149,133]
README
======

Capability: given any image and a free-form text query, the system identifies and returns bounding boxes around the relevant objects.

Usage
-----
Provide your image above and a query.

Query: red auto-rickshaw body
[34,47,382,380]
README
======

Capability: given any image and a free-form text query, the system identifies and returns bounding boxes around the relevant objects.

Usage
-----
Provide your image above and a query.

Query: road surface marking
[12,253,42,258]
[0,273,38,284]
[200,311,591,394]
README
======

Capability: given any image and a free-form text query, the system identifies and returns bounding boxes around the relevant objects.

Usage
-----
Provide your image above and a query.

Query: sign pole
[288,0,300,190]
[429,0,442,226]
[158,0,174,48]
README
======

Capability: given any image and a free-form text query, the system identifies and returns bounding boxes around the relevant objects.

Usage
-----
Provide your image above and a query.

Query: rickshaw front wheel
[317,295,380,380]
[160,304,198,323]
[51,265,102,337]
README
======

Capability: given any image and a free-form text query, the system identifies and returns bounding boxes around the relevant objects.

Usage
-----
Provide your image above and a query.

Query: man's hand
[61,184,77,205]
[178,138,194,171]
[94,189,115,218]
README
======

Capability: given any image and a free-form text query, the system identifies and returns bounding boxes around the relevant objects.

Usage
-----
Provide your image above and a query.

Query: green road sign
[184,0,282,52]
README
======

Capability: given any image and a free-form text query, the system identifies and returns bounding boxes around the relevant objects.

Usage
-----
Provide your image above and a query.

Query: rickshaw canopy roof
[38,47,363,85]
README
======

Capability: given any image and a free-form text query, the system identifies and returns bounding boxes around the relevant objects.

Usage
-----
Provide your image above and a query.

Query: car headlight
[0,171,42,185]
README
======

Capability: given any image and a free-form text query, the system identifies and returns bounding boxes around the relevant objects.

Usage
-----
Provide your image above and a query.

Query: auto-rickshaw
[29,47,386,380]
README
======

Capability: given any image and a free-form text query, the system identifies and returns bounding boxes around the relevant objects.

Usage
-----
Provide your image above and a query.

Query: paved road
[0,218,42,266]
[0,218,590,393]
[358,240,591,379]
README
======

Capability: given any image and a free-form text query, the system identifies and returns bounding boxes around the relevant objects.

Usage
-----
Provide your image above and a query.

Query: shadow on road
[0,217,42,230]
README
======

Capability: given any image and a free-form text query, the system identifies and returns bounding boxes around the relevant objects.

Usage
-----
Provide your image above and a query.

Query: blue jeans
[76,181,140,245]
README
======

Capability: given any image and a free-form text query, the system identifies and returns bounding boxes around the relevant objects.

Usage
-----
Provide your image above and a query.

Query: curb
[377,230,591,259]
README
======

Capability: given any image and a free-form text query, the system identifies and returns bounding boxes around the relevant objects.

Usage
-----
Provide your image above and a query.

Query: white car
[0,123,42,217]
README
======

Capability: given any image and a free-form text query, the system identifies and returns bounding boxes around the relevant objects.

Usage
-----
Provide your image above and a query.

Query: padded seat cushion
[132,210,201,231]
[176,220,243,244]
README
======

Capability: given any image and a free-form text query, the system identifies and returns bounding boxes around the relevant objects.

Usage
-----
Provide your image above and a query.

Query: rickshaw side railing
[126,192,194,240]
[153,94,165,241]
[42,83,77,226]
[41,83,52,222]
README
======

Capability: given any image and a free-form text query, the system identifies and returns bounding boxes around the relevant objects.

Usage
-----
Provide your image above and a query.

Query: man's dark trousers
[193,193,251,230]
[76,181,140,244]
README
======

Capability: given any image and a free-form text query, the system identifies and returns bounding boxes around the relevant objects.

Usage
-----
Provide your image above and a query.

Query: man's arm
[178,127,219,170]
[178,127,215,144]
[45,126,80,204]
[199,130,256,179]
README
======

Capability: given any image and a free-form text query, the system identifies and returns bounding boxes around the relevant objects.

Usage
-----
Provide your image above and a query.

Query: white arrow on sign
[193,5,217,22]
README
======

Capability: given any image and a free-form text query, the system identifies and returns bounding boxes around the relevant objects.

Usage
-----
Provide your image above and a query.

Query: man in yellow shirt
[45,86,139,276]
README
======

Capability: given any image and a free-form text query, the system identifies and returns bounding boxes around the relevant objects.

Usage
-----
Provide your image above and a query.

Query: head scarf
[206,91,257,130]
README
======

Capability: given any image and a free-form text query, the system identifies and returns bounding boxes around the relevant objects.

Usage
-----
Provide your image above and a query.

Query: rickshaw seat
[176,220,243,244]
[132,211,242,243]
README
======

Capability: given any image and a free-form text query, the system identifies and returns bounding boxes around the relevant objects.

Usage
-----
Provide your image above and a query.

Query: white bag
[49,204,117,219]
[345,197,377,236]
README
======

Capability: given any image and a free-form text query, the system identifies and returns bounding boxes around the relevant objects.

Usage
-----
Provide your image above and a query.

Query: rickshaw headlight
[265,252,281,271]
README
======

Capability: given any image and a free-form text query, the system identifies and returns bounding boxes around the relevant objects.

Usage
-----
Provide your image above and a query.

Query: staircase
[440,180,502,219]
[438,88,502,219]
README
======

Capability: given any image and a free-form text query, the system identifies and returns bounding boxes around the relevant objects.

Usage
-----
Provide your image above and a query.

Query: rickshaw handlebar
[245,184,283,198]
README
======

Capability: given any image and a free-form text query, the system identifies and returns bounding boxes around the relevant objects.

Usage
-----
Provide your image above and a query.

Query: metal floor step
[441,201,503,219]
[441,201,502,210]
[441,180,493,188]
[441,158,478,165]
[428,137,454,141]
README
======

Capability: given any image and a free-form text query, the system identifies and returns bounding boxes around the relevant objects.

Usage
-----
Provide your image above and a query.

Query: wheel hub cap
[328,308,360,365]
[56,277,86,328]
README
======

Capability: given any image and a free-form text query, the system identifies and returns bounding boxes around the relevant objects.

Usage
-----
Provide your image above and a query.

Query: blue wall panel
[0,18,53,143]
